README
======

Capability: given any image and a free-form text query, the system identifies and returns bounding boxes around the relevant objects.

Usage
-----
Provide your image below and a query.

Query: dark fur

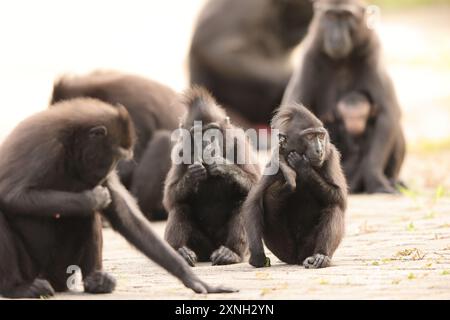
[282,0,405,193]
[244,104,346,268]
[51,70,186,220]
[164,88,260,266]
[189,0,313,127]
[0,98,234,298]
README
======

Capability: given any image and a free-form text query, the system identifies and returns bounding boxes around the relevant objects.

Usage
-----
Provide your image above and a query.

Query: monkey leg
[165,206,215,266]
[131,130,172,221]
[81,214,116,294]
[384,130,406,188]
[0,213,55,299]
[211,211,245,266]
[300,207,345,269]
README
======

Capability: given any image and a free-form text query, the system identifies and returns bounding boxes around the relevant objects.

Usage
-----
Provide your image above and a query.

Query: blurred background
[0,0,449,191]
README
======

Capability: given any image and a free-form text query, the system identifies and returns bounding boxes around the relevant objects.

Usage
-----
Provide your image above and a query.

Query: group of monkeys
[0,0,405,298]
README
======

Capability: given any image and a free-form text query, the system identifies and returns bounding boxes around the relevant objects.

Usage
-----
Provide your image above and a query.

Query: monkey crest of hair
[181,86,228,128]
[272,103,323,131]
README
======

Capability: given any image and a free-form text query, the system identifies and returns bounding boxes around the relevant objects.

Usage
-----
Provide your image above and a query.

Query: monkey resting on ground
[244,103,347,268]
[164,87,261,266]
[0,98,234,298]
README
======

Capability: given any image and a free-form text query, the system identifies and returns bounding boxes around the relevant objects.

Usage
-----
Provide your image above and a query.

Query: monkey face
[280,127,328,168]
[301,128,328,167]
[337,92,372,137]
[314,0,367,59]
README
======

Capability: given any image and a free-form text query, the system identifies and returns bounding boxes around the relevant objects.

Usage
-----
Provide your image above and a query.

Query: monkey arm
[210,161,258,195]
[312,207,345,258]
[281,54,316,108]
[1,189,94,217]
[164,165,199,204]
[362,111,398,191]
[243,172,278,267]
[164,205,214,252]
[104,173,190,279]
[299,148,347,207]
[306,169,345,205]
[104,172,221,292]
[361,71,402,192]
[224,211,246,257]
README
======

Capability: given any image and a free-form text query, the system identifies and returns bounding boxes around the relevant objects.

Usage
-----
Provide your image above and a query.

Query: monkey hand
[182,274,238,294]
[85,186,112,211]
[207,157,229,177]
[188,162,208,185]
[287,151,311,175]
[249,253,271,268]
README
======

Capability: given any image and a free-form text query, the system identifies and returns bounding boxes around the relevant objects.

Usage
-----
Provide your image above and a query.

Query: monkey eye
[306,133,315,140]
[317,132,326,140]
[89,125,108,138]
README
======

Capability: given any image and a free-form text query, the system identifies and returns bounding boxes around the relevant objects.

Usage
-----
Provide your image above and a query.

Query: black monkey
[244,104,346,268]
[326,92,405,192]
[282,0,405,193]
[164,88,260,266]
[189,0,313,127]
[51,70,186,220]
[0,98,234,298]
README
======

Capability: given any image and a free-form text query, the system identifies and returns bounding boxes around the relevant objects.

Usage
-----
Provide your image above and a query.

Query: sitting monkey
[164,88,260,266]
[244,103,347,268]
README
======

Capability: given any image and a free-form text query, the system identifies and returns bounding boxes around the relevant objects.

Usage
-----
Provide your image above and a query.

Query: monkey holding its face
[244,104,347,269]
[164,87,260,267]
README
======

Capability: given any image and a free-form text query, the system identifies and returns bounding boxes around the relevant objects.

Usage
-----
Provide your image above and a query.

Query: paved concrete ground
[54,194,450,300]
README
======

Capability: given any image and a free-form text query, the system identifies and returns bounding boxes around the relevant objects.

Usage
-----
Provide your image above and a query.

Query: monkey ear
[89,125,108,138]
[278,133,287,146]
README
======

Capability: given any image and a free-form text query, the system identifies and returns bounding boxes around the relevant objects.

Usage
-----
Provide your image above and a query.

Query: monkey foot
[303,254,331,269]
[3,278,55,299]
[211,246,241,265]
[249,253,271,268]
[84,271,116,294]
[178,246,198,267]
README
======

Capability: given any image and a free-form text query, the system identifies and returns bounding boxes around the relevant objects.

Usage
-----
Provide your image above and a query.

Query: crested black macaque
[282,0,405,193]
[164,88,260,266]
[0,98,234,298]
[51,70,186,220]
[327,92,405,192]
[244,104,346,268]
[189,0,313,127]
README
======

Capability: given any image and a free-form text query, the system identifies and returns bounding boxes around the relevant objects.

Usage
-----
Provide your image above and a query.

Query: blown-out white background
[0,1,449,147]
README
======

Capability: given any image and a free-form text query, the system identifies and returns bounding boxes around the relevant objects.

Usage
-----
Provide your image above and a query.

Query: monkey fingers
[188,163,208,183]
[86,186,112,211]
[303,254,331,269]
[178,246,198,267]
[84,271,117,294]
[211,246,241,265]
[287,151,310,173]
[182,275,238,294]
[208,162,226,177]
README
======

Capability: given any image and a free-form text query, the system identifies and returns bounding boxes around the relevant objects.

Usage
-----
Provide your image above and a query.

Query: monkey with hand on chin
[243,104,347,269]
